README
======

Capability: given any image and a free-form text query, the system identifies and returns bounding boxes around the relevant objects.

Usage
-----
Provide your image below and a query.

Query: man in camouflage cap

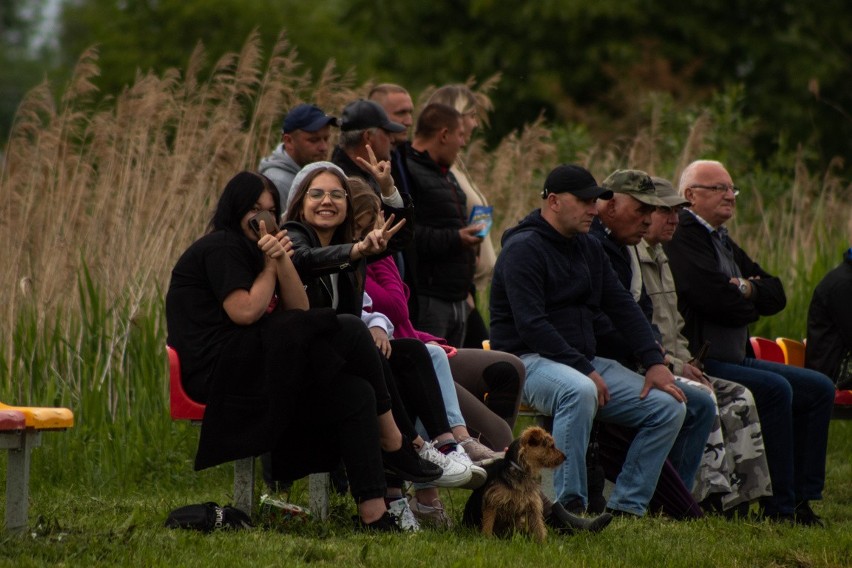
[589,169,715,499]
[491,164,688,518]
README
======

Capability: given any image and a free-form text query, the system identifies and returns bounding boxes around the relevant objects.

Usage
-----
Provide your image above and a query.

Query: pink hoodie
[365,256,447,345]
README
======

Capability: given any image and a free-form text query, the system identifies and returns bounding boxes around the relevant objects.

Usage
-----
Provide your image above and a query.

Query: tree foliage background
[2,0,851,173]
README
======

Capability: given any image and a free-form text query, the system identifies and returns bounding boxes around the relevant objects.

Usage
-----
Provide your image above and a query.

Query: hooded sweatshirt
[490,209,664,376]
[258,143,301,208]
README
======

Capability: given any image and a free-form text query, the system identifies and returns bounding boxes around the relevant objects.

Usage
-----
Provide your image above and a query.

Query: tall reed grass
[0,32,849,487]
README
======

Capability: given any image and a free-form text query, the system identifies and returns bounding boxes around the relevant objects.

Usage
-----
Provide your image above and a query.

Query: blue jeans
[668,379,716,492]
[424,343,466,428]
[413,343,466,442]
[521,355,687,516]
[703,357,835,515]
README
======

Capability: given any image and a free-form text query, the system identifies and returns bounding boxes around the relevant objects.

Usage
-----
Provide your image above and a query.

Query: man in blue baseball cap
[259,103,339,206]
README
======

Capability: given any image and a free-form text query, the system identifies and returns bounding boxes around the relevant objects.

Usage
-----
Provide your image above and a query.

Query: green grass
[2,420,850,567]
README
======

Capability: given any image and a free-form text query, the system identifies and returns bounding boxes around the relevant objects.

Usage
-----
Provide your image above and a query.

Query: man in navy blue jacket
[590,169,715,500]
[491,164,688,517]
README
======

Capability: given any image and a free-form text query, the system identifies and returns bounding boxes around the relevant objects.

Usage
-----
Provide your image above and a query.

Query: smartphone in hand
[248,211,279,237]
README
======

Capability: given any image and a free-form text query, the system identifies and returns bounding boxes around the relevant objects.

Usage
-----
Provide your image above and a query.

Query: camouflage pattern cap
[601,169,666,207]
[650,176,690,207]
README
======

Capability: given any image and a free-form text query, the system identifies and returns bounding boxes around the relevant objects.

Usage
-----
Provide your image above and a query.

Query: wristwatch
[737,278,749,295]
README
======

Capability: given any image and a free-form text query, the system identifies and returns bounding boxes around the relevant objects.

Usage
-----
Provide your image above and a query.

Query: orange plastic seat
[749,337,785,364]
[775,337,806,368]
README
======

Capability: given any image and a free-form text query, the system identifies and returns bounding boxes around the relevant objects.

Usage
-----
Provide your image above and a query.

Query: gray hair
[339,128,377,150]
[678,159,726,195]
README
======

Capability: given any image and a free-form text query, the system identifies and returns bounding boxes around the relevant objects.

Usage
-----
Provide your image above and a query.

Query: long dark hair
[208,171,280,234]
[285,166,356,244]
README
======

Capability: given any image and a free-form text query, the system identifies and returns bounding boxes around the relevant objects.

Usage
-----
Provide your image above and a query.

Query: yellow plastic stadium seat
[775,337,806,368]
[0,401,74,430]
[1,401,74,534]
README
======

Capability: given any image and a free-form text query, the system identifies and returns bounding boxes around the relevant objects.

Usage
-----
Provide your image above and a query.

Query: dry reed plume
[0,34,558,386]
[1,31,849,389]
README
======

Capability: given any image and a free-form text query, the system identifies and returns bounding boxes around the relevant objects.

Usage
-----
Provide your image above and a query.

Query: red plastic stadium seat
[167,345,205,421]
[0,410,25,431]
[750,337,785,364]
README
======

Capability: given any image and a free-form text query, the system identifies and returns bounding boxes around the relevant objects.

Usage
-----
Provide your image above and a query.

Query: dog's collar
[509,460,525,473]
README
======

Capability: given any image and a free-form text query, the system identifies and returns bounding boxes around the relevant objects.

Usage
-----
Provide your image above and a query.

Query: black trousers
[387,338,452,439]
[265,314,391,500]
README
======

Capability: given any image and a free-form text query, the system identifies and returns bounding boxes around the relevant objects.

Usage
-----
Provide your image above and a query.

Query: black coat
[194,307,343,472]
[806,249,852,384]
[589,218,661,369]
[490,210,664,376]
[663,210,786,357]
[405,144,476,302]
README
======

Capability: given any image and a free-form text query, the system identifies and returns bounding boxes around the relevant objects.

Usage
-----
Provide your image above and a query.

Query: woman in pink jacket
[352,181,525,458]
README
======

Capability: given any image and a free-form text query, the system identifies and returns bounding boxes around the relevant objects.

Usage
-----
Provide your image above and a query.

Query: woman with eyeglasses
[166,171,440,532]
[285,161,488,529]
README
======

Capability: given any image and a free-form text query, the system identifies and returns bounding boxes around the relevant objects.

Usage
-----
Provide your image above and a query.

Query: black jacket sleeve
[664,218,785,327]
[284,221,359,278]
[731,240,786,316]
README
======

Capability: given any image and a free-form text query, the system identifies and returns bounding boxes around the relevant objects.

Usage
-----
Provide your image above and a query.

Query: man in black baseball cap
[340,99,406,134]
[258,103,339,206]
[332,99,407,198]
[541,164,614,201]
[490,163,689,519]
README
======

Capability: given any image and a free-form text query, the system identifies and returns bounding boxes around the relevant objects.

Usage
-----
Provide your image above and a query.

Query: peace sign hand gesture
[355,144,395,197]
[351,211,407,259]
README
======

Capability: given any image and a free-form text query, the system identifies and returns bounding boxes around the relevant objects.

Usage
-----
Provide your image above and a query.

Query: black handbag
[165,502,253,532]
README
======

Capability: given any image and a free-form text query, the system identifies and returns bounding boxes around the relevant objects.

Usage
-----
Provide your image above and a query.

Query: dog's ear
[505,438,521,462]
[523,426,547,447]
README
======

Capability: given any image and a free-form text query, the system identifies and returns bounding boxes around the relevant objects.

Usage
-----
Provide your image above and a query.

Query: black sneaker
[722,501,752,520]
[794,501,825,527]
[356,511,402,532]
[382,439,442,483]
[604,506,641,519]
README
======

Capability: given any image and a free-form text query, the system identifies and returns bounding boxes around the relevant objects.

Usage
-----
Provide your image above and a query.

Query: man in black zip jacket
[405,103,481,347]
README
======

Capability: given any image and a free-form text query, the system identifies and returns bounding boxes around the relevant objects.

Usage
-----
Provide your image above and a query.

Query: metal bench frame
[1,404,74,534]
[167,346,329,518]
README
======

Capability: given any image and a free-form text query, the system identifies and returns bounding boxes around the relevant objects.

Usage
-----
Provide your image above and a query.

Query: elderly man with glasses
[663,159,835,526]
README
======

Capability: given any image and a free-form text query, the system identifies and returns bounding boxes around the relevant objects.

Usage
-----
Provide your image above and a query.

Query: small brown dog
[463,426,565,542]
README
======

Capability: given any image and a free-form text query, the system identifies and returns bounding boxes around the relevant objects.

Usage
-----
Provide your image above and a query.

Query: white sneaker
[408,496,452,529]
[444,445,487,489]
[418,441,472,488]
[387,497,421,532]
